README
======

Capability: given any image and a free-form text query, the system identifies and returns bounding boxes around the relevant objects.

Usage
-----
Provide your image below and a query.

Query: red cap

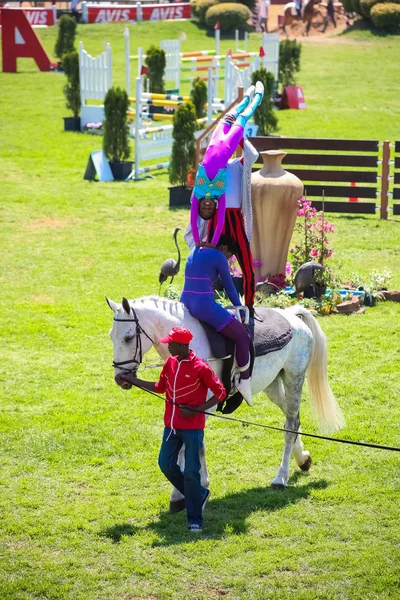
[160,326,193,345]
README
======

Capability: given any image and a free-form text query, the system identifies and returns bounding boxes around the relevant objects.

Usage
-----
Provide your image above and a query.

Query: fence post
[380,140,390,220]
[134,77,141,180]
[207,67,213,125]
[124,28,130,96]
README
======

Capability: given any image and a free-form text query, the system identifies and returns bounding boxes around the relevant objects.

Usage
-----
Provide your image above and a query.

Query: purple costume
[190,84,264,246]
[181,247,240,331]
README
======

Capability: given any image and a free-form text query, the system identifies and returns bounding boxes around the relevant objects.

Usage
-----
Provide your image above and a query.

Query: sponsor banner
[87,3,191,24]
[0,8,56,27]
[141,3,191,20]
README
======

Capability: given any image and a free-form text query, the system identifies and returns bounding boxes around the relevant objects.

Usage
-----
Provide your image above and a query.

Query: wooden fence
[248,137,396,219]
[393,141,400,216]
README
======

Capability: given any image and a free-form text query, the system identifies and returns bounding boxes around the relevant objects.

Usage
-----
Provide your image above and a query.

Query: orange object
[349,181,358,202]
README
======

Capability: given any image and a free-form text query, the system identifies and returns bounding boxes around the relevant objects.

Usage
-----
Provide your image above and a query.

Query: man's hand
[180,405,196,419]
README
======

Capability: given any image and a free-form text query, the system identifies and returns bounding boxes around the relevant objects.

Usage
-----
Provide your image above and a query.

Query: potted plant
[102,87,132,180]
[62,51,81,132]
[190,77,208,119]
[251,67,278,135]
[169,102,197,207]
[54,14,77,71]
[145,45,166,94]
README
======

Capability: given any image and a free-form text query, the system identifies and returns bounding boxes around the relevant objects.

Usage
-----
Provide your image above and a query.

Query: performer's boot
[236,81,264,128]
[224,85,255,124]
[236,376,253,407]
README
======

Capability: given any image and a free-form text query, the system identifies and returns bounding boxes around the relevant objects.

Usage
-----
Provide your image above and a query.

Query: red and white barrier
[81,2,191,24]
[0,6,56,27]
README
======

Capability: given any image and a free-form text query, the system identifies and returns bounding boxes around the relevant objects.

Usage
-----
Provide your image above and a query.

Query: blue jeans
[158,427,207,527]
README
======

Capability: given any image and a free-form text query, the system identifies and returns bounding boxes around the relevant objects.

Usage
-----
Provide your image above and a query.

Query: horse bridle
[112,307,154,374]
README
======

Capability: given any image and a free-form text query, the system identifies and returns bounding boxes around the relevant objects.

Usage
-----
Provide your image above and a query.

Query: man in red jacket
[115,326,226,533]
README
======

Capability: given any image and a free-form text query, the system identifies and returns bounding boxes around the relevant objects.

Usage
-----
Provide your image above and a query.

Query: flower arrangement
[83,122,103,134]
[288,198,336,289]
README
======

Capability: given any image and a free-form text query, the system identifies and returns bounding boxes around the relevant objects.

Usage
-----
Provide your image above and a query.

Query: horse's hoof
[169,499,185,513]
[300,455,312,471]
[271,483,286,490]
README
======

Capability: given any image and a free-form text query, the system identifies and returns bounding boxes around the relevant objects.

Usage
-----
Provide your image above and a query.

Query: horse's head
[106,296,154,390]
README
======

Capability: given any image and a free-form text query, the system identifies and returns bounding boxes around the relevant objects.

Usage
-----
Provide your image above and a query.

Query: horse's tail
[290,305,345,433]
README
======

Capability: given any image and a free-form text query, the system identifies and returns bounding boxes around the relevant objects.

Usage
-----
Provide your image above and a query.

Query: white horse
[107,295,344,510]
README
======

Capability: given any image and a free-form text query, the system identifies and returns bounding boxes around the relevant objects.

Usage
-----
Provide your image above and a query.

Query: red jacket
[154,349,226,430]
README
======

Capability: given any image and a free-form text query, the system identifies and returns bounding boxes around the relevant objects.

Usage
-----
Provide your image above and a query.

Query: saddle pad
[252,307,293,357]
[200,307,293,359]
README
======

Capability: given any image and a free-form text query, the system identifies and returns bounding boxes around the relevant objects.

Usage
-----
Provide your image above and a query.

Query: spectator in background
[322,0,337,32]
[259,0,270,32]
[71,0,79,20]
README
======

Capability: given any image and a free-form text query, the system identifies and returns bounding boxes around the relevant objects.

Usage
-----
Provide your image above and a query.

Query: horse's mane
[130,295,185,319]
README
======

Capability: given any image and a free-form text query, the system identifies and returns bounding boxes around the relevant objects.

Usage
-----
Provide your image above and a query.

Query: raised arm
[209,194,226,246]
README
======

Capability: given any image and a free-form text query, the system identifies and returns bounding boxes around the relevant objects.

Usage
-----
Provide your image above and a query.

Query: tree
[55,15,77,61]
[103,87,131,163]
[251,68,278,136]
[190,77,208,119]
[169,103,197,187]
[145,46,166,93]
[63,51,80,118]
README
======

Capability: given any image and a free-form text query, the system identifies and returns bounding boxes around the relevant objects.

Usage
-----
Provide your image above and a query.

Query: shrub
[251,68,278,135]
[196,0,220,23]
[190,77,208,119]
[145,46,166,94]
[205,3,251,31]
[371,2,400,25]
[279,39,301,88]
[169,103,197,187]
[340,0,354,10]
[224,0,255,10]
[190,0,201,18]
[359,0,379,16]
[103,87,131,163]
[55,14,77,61]
[350,0,363,14]
[63,51,80,118]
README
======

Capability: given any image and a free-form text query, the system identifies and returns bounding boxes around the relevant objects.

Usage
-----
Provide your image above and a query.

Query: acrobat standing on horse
[185,83,263,313]
[181,83,264,407]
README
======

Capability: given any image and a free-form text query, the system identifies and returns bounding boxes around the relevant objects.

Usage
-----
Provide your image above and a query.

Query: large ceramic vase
[251,150,304,281]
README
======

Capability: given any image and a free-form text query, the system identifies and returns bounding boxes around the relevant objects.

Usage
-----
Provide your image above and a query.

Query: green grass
[0,20,400,600]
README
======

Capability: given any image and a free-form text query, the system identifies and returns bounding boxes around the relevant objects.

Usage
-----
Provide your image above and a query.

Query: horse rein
[112,307,154,374]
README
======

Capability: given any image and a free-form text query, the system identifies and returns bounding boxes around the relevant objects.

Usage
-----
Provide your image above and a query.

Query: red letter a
[1,9,52,73]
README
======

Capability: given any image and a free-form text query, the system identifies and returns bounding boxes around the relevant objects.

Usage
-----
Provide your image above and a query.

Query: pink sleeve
[190,194,200,245]
[210,194,226,245]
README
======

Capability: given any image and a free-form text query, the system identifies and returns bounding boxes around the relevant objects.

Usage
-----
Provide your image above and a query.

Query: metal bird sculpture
[294,261,325,297]
[159,227,182,293]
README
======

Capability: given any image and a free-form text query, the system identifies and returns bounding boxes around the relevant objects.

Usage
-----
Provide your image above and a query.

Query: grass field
[0,19,400,600]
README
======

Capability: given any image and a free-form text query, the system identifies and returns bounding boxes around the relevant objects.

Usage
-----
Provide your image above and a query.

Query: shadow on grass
[101,476,327,546]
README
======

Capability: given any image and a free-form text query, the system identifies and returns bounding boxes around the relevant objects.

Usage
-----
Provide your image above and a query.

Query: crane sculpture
[294,261,325,297]
[158,227,182,293]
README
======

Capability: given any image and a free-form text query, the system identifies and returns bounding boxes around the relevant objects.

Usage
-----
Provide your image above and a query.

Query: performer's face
[199,198,216,220]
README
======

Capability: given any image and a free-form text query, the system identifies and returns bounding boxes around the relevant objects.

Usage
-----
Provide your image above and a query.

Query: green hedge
[340,0,353,11]
[371,2,400,25]
[350,0,363,14]
[190,0,201,18]
[359,0,379,16]
[196,0,220,23]
[205,3,251,31]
